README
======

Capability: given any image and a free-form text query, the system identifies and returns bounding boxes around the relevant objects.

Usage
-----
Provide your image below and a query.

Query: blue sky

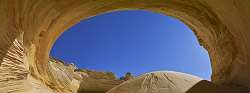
[50,10,211,80]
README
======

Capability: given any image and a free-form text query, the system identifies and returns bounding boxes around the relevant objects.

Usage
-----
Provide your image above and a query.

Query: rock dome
[107,71,202,93]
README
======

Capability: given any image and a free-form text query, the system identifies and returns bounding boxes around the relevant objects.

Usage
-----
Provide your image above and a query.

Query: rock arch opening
[50,10,211,80]
[49,10,212,92]
[1,0,246,93]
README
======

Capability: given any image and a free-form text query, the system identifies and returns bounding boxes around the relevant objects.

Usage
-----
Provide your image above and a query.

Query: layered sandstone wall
[1,0,250,93]
[76,69,123,93]
[50,57,125,93]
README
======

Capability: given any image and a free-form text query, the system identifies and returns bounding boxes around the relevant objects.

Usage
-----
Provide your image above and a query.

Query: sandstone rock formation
[48,57,87,93]
[78,76,123,93]
[186,80,246,93]
[107,71,240,93]
[49,58,243,93]
[76,69,123,93]
[106,71,244,93]
[49,57,125,93]
[1,0,250,93]
[107,71,202,93]
[75,69,117,80]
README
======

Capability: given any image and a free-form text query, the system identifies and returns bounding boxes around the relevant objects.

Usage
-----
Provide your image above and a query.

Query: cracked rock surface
[106,71,202,93]
[106,71,241,93]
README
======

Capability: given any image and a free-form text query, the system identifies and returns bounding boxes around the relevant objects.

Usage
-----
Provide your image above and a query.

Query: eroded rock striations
[75,69,124,93]
[107,71,202,93]
[1,0,250,93]
[107,71,241,93]
[48,57,87,93]
[50,57,126,93]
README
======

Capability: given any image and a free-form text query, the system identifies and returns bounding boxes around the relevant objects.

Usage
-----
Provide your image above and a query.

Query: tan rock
[76,69,123,93]
[48,57,86,93]
[106,71,202,93]
[76,69,116,80]
[78,77,123,93]
[107,71,241,93]
[1,0,250,92]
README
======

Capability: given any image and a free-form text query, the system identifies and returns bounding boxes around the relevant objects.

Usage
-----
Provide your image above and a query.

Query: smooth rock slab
[106,71,202,93]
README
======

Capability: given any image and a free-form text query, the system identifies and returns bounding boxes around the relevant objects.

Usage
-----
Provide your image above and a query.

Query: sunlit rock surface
[106,71,202,93]
[49,58,126,93]
[76,69,124,93]
[48,57,85,93]
[1,0,250,93]
[107,71,242,93]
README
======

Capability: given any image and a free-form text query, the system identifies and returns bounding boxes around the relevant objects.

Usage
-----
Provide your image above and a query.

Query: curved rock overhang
[0,0,249,92]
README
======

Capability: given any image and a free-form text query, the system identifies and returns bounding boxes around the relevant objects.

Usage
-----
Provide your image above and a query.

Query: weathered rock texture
[0,0,250,93]
[107,71,241,93]
[49,57,126,93]
[107,71,202,93]
[76,69,117,80]
[78,77,123,93]
[76,69,124,93]
[48,57,87,93]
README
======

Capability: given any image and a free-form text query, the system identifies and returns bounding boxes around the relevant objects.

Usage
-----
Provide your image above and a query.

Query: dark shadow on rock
[186,80,242,93]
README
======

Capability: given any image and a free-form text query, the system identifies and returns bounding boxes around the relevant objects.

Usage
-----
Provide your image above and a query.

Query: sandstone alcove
[50,10,211,79]
[1,0,249,93]
[49,10,211,93]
